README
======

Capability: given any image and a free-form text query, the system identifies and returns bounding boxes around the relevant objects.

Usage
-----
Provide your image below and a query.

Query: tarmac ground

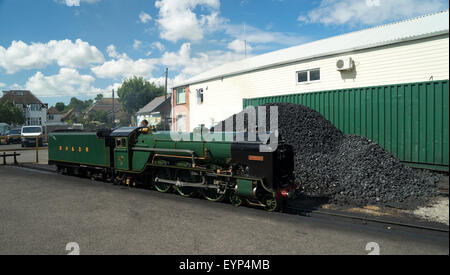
[0,165,448,255]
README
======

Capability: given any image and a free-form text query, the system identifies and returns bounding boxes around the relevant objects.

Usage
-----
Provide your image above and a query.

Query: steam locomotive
[48,127,298,211]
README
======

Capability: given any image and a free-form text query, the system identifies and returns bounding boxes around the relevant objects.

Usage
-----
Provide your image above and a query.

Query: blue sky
[0,0,448,107]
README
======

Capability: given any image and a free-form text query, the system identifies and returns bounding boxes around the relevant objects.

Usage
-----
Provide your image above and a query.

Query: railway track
[9,163,450,234]
[284,205,449,233]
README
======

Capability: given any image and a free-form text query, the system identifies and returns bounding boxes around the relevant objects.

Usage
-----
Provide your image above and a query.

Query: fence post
[36,136,39,163]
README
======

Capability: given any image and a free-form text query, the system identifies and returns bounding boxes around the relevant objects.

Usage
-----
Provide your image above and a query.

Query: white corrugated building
[171,10,449,132]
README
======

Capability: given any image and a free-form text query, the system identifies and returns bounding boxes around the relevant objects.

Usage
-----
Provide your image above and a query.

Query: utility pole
[164,68,168,130]
[112,89,115,129]
[165,68,168,100]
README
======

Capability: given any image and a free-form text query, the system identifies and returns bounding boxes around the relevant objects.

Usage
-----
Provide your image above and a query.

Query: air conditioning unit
[336,58,354,71]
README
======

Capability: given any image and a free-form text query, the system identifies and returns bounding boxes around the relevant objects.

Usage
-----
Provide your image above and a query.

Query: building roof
[48,106,63,115]
[61,108,75,121]
[175,10,449,88]
[87,98,123,114]
[137,95,171,115]
[0,90,43,105]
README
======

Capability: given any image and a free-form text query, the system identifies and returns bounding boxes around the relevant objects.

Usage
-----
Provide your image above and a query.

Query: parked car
[21,126,44,147]
[7,128,22,144]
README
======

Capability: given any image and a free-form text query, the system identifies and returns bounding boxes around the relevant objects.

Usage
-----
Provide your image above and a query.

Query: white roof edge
[174,9,449,88]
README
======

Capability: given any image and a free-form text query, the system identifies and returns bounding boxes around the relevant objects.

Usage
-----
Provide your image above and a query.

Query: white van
[21,126,44,147]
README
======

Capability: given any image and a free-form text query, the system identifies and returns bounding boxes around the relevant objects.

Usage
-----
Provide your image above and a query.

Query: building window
[197,89,203,104]
[176,114,187,132]
[176,87,186,105]
[29,104,41,111]
[297,68,320,84]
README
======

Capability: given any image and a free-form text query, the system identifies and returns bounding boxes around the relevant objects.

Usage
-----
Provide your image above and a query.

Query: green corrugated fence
[243,80,449,172]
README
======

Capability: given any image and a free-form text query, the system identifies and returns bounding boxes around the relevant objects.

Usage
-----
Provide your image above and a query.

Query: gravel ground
[412,197,449,225]
[215,103,440,209]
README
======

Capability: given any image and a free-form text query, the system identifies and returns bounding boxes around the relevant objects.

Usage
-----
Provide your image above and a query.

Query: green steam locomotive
[48,127,298,211]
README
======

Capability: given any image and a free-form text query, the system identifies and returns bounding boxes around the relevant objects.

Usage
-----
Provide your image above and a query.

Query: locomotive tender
[48,127,298,211]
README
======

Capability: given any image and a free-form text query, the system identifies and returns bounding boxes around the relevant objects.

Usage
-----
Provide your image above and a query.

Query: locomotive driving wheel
[175,169,198,198]
[154,167,173,193]
[202,188,225,202]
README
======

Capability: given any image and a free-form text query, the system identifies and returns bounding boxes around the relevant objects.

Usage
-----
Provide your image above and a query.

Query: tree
[95,94,104,102]
[0,101,26,125]
[55,102,66,112]
[117,76,164,115]
[88,110,109,124]
[68,97,93,111]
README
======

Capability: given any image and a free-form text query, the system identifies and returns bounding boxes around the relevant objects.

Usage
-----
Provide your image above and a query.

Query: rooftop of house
[87,98,124,114]
[137,95,171,115]
[48,107,63,115]
[0,90,44,105]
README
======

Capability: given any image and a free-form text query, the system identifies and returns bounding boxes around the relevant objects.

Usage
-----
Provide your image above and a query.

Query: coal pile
[216,103,439,208]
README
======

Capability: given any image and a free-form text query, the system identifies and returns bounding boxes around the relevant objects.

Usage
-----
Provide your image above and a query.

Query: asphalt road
[0,165,448,255]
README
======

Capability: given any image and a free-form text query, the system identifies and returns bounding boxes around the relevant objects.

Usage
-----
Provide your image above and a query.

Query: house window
[176,87,186,105]
[176,114,187,132]
[297,68,320,84]
[29,104,41,111]
[197,89,203,104]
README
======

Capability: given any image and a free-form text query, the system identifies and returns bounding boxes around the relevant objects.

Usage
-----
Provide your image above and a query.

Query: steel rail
[284,206,449,233]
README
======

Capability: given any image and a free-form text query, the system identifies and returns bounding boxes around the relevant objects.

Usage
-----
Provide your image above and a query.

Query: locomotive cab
[110,127,141,171]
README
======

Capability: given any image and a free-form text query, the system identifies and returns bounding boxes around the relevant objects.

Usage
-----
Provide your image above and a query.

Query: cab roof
[110,127,140,137]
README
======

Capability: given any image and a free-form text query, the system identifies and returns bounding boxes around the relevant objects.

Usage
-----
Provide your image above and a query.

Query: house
[136,95,172,130]
[46,107,65,125]
[0,90,48,126]
[44,106,70,133]
[85,98,128,125]
[172,10,449,132]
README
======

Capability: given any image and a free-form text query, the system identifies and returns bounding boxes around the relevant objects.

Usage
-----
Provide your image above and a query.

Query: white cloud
[92,45,158,79]
[297,0,448,26]
[105,82,123,92]
[227,39,252,53]
[0,39,105,74]
[25,68,101,97]
[133,40,142,50]
[224,24,306,46]
[139,12,152,23]
[152,41,165,52]
[0,82,6,88]
[59,0,100,7]
[154,0,224,42]
[160,42,246,79]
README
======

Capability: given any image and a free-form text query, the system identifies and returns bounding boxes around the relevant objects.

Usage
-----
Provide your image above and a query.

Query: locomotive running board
[154,177,220,189]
